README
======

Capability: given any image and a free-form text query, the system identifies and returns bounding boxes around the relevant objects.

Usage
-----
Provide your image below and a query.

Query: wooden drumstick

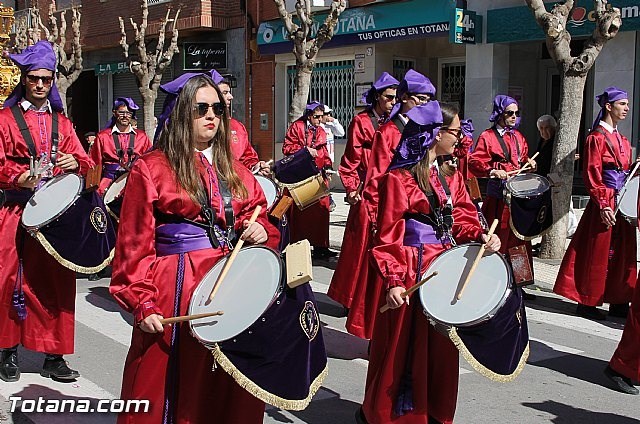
[253,159,274,174]
[206,205,262,303]
[456,219,500,301]
[508,151,540,176]
[379,271,439,314]
[160,311,224,325]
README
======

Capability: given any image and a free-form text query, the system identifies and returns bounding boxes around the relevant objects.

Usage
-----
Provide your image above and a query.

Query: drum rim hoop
[505,173,550,196]
[21,173,83,230]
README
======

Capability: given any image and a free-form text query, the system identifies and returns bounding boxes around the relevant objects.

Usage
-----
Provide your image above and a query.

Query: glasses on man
[116,111,133,117]
[312,114,324,119]
[504,110,521,117]
[194,102,226,118]
[26,75,54,86]
[380,93,396,102]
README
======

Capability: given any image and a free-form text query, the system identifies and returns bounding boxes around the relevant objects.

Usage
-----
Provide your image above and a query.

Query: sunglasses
[504,110,521,117]
[116,111,133,117]
[380,93,396,102]
[312,114,324,119]
[194,102,225,117]
[440,127,464,140]
[26,75,54,86]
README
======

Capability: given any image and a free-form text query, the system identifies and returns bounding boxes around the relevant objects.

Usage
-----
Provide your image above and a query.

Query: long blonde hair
[156,75,248,203]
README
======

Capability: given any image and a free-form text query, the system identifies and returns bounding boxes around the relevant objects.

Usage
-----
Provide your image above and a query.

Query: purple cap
[4,41,64,112]
[154,70,222,142]
[105,97,140,128]
[397,69,436,99]
[489,95,518,123]
[593,86,628,129]
[305,101,325,116]
[362,72,400,105]
[388,101,443,170]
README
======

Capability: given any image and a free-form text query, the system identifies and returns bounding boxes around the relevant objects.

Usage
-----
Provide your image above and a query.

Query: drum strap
[111,132,136,163]
[391,115,406,135]
[491,127,520,166]
[10,105,59,165]
[367,110,380,131]
[593,128,626,170]
[423,172,454,244]
[217,175,236,242]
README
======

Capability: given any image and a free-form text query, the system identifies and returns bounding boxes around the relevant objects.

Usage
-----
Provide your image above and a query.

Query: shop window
[392,59,415,81]
[440,61,465,118]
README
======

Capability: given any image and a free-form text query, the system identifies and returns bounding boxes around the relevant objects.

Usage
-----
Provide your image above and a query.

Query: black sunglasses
[380,93,396,102]
[312,114,324,119]
[194,102,225,117]
[504,110,521,117]
[440,127,464,140]
[26,75,54,85]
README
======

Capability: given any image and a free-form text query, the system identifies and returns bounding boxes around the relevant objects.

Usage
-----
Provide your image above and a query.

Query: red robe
[90,127,152,195]
[0,107,93,354]
[109,150,280,424]
[230,118,260,170]
[328,110,377,310]
[468,128,533,260]
[609,272,640,381]
[363,168,483,424]
[282,119,332,247]
[554,126,637,306]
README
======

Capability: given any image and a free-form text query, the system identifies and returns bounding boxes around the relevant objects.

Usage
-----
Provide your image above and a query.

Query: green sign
[94,61,128,76]
[450,8,482,44]
[488,0,640,43]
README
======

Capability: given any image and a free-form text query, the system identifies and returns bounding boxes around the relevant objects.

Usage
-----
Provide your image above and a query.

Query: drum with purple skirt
[21,173,116,273]
[188,245,327,410]
[505,173,552,241]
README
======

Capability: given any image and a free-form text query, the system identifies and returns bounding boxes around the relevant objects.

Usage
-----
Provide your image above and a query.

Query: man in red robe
[554,87,636,320]
[0,41,93,382]
[328,72,398,310]
[282,101,334,258]
[90,97,152,195]
[346,69,436,339]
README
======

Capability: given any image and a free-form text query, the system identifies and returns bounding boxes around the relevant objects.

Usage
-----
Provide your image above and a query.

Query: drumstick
[613,160,640,216]
[456,218,499,301]
[253,159,274,174]
[159,310,224,325]
[379,271,439,314]
[206,205,262,303]
[507,151,540,176]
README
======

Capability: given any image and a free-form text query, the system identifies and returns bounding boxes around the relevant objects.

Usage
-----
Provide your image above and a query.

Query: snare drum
[21,173,116,273]
[255,175,279,210]
[103,172,128,221]
[505,173,552,240]
[616,174,639,222]
[282,174,330,210]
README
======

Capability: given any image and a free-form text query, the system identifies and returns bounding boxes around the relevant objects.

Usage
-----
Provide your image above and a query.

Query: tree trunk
[540,74,587,259]
[140,87,157,137]
[56,77,71,114]
[289,60,315,125]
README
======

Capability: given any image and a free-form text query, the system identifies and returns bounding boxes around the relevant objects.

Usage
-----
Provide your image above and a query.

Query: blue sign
[450,8,482,44]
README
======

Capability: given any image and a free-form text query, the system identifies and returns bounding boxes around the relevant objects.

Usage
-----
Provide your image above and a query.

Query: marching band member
[0,41,92,382]
[346,69,436,339]
[358,101,500,424]
[282,101,334,258]
[328,72,398,312]
[468,95,536,298]
[110,71,279,423]
[90,97,152,195]
[554,87,636,320]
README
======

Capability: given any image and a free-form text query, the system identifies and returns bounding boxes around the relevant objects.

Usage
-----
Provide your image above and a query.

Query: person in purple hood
[0,40,93,382]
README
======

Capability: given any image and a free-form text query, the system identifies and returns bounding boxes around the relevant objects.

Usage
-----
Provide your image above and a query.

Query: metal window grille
[55,0,81,9]
[392,59,415,81]
[149,0,171,6]
[286,60,355,134]
[441,62,466,117]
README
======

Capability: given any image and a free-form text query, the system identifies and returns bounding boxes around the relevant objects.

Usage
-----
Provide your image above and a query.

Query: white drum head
[104,173,128,205]
[189,246,282,344]
[21,174,83,229]
[618,174,639,219]
[506,174,550,197]
[255,175,278,209]
[418,243,511,327]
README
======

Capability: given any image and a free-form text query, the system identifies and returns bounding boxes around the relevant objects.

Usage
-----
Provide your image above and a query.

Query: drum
[616,174,639,222]
[505,173,552,240]
[21,173,116,273]
[418,243,512,327]
[282,174,330,210]
[255,175,279,210]
[418,244,529,381]
[189,245,283,344]
[103,172,129,221]
[188,245,328,409]
[273,148,319,184]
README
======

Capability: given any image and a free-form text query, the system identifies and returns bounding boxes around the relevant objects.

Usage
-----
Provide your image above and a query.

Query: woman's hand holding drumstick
[379,271,439,313]
[159,311,224,325]
[456,219,500,300]
[506,151,540,176]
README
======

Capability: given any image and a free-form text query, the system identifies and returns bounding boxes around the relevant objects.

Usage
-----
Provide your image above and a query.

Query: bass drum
[255,175,279,210]
[103,172,129,221]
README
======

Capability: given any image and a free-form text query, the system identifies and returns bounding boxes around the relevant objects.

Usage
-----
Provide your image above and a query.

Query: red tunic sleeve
[282,120,332,170]
[283,120,306,156]
[56,115,94,176]
[89,130,106,169]
[230,119,260,170]
[448,171,484,243]
[468,129,529,177]
[339,112,375,194]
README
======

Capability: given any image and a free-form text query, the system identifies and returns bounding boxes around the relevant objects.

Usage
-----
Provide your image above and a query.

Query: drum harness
[593,127,631,198]
[8,105,61,322]
[111,131,138,170]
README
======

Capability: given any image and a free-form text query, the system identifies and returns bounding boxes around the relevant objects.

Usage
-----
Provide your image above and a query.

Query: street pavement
[1,193,639,423]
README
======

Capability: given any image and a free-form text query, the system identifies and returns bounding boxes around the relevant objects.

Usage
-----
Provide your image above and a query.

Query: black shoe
[312,247,337,259]
[523,291,537,301]
[41,356,80,381]
[0,350,20,382]
[609,303,630,319]
[604,366,639,395]
[576,304,606,321]
[355,407,369,424]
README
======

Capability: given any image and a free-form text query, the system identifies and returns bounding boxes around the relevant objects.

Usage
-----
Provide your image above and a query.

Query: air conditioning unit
[284,0,333,13]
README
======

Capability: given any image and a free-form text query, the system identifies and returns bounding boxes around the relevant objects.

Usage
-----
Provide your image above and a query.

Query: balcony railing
[11,8,33,35]
[149,0,171,5]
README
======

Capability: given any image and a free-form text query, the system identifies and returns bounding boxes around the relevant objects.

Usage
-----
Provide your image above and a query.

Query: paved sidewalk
[326,191,637,294]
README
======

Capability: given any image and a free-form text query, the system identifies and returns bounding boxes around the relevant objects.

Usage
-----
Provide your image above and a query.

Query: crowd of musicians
[0,40,638,424]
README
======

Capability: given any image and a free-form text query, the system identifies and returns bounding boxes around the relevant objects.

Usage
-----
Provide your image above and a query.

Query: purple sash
[403,218,448,246]
[486,178,505,199]
[155,223,214,257]
[103,163,124,180]
[602,169,628,192]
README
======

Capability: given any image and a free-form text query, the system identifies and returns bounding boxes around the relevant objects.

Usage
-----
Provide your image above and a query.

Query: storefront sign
[258,0,454,55]
[94,61,128,75]
[184,42,227,70]
[450,8,482,44]
[487,0,640,43]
